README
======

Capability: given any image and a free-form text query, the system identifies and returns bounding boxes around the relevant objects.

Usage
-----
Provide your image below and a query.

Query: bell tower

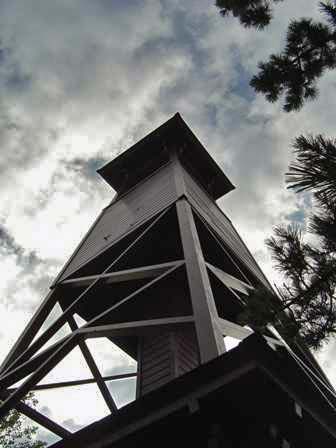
[1,113,335,447]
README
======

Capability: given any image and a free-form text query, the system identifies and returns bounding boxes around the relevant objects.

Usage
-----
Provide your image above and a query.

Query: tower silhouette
[0,114,335,446]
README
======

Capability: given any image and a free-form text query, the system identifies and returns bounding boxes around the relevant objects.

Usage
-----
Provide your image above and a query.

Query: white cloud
[1,0,335,442]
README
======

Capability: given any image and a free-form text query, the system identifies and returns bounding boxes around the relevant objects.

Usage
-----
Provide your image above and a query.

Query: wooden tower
[0,113,335,447]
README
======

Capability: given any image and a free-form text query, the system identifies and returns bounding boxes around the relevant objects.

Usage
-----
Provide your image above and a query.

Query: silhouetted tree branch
[241,134,336,349]
[0,393,46,448]
[215,0,284,29]
[216,1,336,111]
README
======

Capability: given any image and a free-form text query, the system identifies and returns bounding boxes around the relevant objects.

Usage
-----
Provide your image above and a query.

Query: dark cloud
[0,225,40,268]
[0,224,54,309]
[61,418,83,432]
[63,156,109,182]
[0,2,335,432]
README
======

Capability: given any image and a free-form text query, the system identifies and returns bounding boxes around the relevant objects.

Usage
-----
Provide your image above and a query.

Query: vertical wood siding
[140,332,173,396]
[175,328,199,376]
[139,328,200,396]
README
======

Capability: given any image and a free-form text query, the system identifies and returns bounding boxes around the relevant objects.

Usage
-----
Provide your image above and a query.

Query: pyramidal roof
[98,113,235,200]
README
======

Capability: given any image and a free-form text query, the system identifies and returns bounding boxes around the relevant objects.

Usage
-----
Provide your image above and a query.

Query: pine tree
[287,134,336,201]
[216,1,336,111]
[215,0,283,29]
[242,135,336,349]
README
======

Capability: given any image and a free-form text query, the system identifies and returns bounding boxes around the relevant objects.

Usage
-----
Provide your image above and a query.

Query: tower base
[50,334,336,448]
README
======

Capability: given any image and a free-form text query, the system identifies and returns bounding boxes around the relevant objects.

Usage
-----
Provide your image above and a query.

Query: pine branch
[287,135,336,200]
[320,1,336,28]
[215,0,284,29]
[251,18,336,111]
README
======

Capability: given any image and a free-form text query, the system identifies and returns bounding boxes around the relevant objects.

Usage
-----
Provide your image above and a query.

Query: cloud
[0,0,336,436]
[0,229,54,312]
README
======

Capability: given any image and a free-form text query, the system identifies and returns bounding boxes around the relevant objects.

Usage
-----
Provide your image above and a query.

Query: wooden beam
[0,264,184,389]
[176,199,225,363]
[61,260,184,288]
[79,316,195,339]
[217,318,283,347]
[0,290,58,374]
[8,373,137,392]
[0,334,79,420]
[64,311,117,414]
[0,391,71,439]
[16,401,71,439]
[216,318,253,341]
[74,262,185,331]
[0,334,73,389]
[192,208,253,286]
[4,207,173,375]
[206,263,253,295]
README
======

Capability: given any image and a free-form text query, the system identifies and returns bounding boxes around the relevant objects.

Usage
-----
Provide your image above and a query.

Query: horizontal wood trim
[79,316,194,339]
[8,372,137,392]
[61,260,184,288]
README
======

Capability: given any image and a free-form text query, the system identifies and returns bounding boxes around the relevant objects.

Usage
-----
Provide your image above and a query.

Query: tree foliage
[0,393,46,448]
[216,1,336,111]
[287,134,336,201]
[242,136,336,349]
[215,0,284,29]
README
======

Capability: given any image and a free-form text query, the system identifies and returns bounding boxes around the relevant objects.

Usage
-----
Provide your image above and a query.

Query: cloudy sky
[0,0,335,444]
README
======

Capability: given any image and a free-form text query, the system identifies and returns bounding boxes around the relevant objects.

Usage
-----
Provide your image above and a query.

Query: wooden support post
[176,199,225,363]
[63,310,117,414]
[4,207,172,375]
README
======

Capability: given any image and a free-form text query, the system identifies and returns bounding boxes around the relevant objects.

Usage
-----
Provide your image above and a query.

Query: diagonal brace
[2,207,172,376]
[64,311,117,414]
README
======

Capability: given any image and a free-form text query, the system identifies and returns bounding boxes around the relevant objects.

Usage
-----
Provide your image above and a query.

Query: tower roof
[97,113,235,200]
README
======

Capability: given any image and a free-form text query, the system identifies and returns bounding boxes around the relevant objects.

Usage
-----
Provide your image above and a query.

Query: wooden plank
[79,316,195,339]
[216,317,253,341]
[4,207,173,375]
[0,334,73,389]
[206,262,253,295]
[171,152,186,197]
[8,372,136,392]
[136,338,142,399]
[217,318,283,347]
[66,312,117,413]
[61,260,183,287]
[64,312,117,413]
[0,390,70,439]
[16,401,70,438]
[3,262,185,390]
[0,334,79,420]
[73,262,185,332]
[176,199,225,363]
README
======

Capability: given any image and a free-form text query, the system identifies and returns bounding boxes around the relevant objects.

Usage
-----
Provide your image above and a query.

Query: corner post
[176,198,225,363]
